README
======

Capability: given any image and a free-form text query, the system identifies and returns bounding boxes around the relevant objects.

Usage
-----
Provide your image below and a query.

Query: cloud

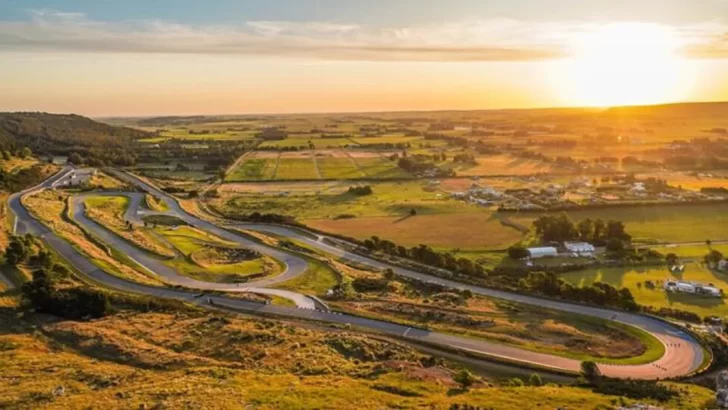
[0,11,726,61]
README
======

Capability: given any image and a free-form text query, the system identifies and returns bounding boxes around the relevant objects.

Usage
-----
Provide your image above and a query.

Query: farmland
[226,150,407,181]
[511,202,728,244]
[226,152,279,181]
[559,262,728,318]
[307,213,523,250]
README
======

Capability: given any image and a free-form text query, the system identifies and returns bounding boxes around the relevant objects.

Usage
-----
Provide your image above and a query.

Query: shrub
[453,369,478,390]
[507,245,529,260]
[347,185,373,196]
[528,373,543,386]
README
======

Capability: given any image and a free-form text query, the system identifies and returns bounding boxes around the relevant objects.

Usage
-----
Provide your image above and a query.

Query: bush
[528,373,543,386]
[347,185,373,196]
[22,268,110,319]
[594,379,679,402]
[351,277,389,293]
[453,369,478,390]
[507,245,529,260]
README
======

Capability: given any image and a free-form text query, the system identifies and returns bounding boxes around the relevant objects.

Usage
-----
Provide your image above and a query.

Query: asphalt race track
[9,167,706,379]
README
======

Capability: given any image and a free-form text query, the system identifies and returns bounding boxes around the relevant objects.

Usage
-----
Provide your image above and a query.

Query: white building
[564,242,596,256]
[527,247,558,259]
[665,280,723,298]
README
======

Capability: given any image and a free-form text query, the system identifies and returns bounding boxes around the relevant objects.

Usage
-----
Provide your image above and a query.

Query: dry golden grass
[0,309,714,410]
[306,212,524,251]
[144,194,168,212]
[0,192,10,250]
[22,191,163,286]
[87,172,129,190]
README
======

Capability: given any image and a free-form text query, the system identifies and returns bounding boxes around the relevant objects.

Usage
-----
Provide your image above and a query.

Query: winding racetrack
[9,167,707,379]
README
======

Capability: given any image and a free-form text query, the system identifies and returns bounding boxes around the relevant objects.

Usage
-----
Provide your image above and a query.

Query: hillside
[0,113,153,166]
[0,307,716,410]
[603,101,728,118]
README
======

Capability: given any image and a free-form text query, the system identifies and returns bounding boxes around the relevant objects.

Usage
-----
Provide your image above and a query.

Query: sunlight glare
[557,23,695,107]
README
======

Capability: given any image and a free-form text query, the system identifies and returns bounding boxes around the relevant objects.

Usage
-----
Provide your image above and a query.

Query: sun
[556,23,694,107]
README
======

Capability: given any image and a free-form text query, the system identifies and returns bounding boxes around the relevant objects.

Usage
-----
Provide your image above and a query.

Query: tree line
[362,236,486,278]
[532,213,631,245]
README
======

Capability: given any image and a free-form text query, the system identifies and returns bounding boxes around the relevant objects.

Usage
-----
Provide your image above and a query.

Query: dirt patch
[191,245,261,267]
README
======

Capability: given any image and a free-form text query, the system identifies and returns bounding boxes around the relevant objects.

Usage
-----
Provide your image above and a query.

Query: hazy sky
[1,0,727,116]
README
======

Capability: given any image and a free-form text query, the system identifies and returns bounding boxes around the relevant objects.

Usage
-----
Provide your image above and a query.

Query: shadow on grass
[446,387,468,396]
[666,290,726,307]
[393,215,414,224]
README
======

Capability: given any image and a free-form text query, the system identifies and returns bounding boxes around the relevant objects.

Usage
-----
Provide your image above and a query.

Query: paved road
[68,192,316,309]
[10,168,706,379]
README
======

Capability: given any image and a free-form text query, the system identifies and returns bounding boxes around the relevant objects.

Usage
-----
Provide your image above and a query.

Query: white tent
[527,247,558,259]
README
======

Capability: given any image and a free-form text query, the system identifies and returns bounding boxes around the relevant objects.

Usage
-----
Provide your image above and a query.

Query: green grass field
[214,180,526,250]
[273,158,319,180]
[156,227,278,283]
[276,259,339,296]
[512,203,728,244]
[227,158,278,181]
[158,128,257,141]
[317,157,365,179]
[260,137,353,149]
[559,263,728,318]
[351,135,422,145]
[352,156,411,179]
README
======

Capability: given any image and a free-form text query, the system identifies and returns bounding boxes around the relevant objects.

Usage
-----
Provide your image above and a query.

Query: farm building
[527,247,558,259]
[564,242,595,256]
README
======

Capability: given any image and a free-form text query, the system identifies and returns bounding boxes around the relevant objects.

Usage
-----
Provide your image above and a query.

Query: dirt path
[311,150,322,179]
[270,152,281,180]
[342,149,367,178]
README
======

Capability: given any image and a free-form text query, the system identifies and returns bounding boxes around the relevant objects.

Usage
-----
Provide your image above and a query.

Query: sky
[0,0,727,116]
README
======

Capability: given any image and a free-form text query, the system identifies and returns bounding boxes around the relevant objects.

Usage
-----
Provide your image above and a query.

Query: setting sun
[558,23,695,107]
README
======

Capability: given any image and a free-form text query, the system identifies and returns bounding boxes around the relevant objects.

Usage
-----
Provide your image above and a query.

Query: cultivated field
[316,151,365,179]
[559,263,728,318]
[451,154,558,176]
[512,202,728,243]
[226,152,279,181]
[307,213,523,250]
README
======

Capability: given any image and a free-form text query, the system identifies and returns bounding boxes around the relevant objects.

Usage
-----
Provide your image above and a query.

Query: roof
[527,247,558,254]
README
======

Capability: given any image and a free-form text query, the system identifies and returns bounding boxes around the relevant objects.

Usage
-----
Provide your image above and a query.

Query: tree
[592,219,606,242]
[410,208,417,216]
[705,250,724,267]
[532,213,577,242]
[453,369,477,390]
[605,238,625,253]
[507,245,530,260]
[383,268,395,281]
[606,220,630,242]
[5,237,29,265]
[665,253,678,266]
[580,361,602,385]
[20,146,32,159]
[1,151,10,161]
[577,218,593,242]
[68,152,84,165]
